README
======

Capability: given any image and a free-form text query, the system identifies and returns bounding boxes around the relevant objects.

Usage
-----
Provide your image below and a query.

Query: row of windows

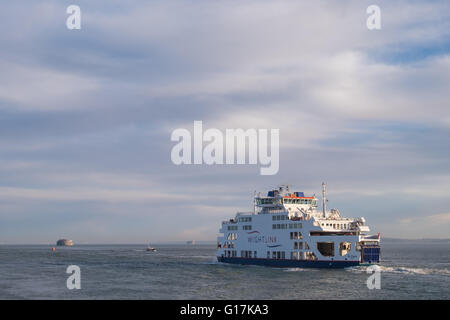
[293,241,310,250]
[225,250,237,257]
[272,215,288,221]
[227,225,238,231]
[221,250,316,261]
[242,225,252,230]
[290,251,317,260]
[257,198,282,205]
[290,232,303,240]
[267,251,286,259]
[226,233,237,240]
[239,217,252,222]
[223,242,234,248]
[284,199,317,205]
[322,222,350,229]
[241,250,257,258]
[272,223,302,230]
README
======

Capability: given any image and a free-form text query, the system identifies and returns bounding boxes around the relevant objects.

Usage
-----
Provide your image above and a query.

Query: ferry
[217,184,380,268]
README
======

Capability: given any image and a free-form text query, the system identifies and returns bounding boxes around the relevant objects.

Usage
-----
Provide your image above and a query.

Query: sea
[1,239,449,299]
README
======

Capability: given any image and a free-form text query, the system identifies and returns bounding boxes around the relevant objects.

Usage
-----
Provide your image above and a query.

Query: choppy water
[1,240,449,299]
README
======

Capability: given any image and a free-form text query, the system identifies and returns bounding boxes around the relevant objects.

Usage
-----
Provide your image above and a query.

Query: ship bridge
[254,186,319,216]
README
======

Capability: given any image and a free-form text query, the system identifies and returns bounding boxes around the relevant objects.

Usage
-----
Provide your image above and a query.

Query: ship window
[340,242,351,256]
[299,242,303,249]
[272,252,276,259]
[281,252,285,259]
[267,251,270,259]
[294,242,298,249]
[276,252,281,259]
[254,251,257,258]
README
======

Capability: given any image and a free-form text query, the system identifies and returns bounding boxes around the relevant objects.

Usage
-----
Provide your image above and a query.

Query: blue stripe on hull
[217,257,360,268]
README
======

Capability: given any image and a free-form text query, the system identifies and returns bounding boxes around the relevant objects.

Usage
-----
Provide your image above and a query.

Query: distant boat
[56,239,73,246]
[186,240,196,245]
[146,244,157,252]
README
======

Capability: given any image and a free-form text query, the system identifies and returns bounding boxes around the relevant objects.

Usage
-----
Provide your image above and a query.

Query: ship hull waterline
[217,256,361,268]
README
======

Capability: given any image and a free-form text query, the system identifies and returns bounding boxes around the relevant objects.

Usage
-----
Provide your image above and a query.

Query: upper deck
[221,184,376,237]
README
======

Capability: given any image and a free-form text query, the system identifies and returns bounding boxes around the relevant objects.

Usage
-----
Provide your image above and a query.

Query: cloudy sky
[1,0,449,243]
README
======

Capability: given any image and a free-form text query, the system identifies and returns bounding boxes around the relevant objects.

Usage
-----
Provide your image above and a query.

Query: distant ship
[146,244,157,252]
[56,239,73,246]
[217,184,381,268]
[186,240,196,245]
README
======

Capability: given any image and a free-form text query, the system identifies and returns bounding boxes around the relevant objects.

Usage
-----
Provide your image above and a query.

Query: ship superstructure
[216,184,380,268]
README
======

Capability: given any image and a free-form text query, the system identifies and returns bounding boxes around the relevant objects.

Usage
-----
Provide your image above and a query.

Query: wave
[346,265,450,276]
[284,268,319,272]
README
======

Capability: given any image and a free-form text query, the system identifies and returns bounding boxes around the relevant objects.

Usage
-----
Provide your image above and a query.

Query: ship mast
[322,182,327,218]
[253,190,257,214]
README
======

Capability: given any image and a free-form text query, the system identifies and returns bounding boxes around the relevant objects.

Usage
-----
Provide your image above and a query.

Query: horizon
[2,237,450,246]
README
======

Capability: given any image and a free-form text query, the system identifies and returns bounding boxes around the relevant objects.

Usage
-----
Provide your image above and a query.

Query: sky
[0,0,450,243]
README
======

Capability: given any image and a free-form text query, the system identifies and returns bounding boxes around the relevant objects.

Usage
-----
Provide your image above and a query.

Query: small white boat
[146,244,157,252]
